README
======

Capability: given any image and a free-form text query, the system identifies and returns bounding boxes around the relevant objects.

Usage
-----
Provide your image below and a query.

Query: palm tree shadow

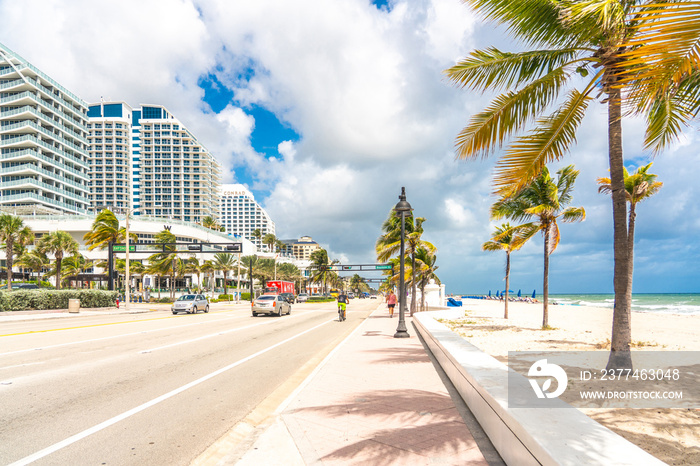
[286,389,482,465]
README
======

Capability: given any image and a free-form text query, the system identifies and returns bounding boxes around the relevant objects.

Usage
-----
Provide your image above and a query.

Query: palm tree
[17,249,48,286]
[376,211,435,316]
[412,246,440,312]
[251,229,262,250]
[262,233,276,253]
[201,215,218,230]
[36,230,79,290]
[0,214,33,289]
[212,253,237,296]
[598,162,663,298]
[83,209,133,250]
[491,166,585,328]
[148,229,178,298]
[309,249,338,294]
[62,254,93,288]
[444,0,699,368]
[183,257,203,292]
[482,223,535,319]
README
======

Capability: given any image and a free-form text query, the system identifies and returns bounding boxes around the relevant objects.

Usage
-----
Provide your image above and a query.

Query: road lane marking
[8,317,335,466]
[0,314,247,358]
[0,310,241,338]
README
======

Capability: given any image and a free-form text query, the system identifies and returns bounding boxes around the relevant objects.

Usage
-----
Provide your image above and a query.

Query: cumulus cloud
[1,0,697,293]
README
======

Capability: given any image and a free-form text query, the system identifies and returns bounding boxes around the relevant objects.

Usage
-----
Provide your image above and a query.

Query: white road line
[9,317,335,466]
[0,313,246,358]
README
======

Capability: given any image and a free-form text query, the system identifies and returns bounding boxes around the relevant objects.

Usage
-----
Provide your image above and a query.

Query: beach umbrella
[496,290,500,298]
[532,290,536,299]
[517,289,521,297]
[488,290,491,297]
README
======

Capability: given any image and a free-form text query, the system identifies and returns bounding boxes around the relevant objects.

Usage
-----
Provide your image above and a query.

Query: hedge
[0,289,118,312]
[307,297,336,303]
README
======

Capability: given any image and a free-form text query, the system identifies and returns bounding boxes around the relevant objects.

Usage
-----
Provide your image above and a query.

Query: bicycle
[338,302,346,321]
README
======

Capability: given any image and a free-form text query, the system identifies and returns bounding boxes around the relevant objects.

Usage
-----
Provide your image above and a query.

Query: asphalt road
[0,299,379,465]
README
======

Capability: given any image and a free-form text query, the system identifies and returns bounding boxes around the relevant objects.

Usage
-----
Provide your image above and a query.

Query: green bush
[0,289,118,312]
[307,297,335,303]
[241,292,251,301]
[156,297,175,303]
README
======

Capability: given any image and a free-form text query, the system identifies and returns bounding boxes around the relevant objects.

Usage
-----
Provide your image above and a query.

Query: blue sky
[1,0,698,294]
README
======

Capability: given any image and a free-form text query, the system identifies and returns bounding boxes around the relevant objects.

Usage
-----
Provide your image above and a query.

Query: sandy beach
[440,298,699,465]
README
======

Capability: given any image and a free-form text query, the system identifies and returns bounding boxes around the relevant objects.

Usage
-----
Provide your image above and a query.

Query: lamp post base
[394,320,410,338]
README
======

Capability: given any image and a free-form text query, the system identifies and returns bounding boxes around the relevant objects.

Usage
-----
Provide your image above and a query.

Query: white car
[296,293,309,303]
[252,294,291,317]
[172,294,209,314]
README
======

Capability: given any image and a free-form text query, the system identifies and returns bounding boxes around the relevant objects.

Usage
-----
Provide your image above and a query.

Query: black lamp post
[394,187,412,339]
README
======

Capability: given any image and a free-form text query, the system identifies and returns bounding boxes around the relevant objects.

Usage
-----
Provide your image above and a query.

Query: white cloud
[1,0,697,293]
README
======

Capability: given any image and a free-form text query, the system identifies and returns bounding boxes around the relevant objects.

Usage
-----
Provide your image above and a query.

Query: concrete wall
[414,309,665,466]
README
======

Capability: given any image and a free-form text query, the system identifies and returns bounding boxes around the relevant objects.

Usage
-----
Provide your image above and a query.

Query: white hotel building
[219,184,275,251]
[0,43,91,215]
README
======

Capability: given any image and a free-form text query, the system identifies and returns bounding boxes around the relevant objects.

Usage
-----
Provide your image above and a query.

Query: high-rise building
[86,101,133,212]
[0,43,91,215]
[136,105,221,223]
[87,103,222,223]
[219,184,275,251]
[290,236,321,260]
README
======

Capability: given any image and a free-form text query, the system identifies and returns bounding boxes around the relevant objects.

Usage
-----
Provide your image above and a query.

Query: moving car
[252,294,291,317]
[172,294,209,314]
[279,292,296,304]
[296,293,309,303]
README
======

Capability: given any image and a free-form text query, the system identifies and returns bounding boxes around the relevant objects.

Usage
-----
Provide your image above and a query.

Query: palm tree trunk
[6,238,13,290]
[410,253,416,316]
[504,251,510,319]
[628,204,636,294]
[606,90,633,370]
[542,229,549,328]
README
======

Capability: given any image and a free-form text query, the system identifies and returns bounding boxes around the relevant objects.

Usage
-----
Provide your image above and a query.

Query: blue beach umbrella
[517,289,521,297]
[532,290,536,299]
[496,290,500,298]
[488,290,491,297]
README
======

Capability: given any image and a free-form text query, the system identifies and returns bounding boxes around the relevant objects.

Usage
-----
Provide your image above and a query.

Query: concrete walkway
[224,307,501,465]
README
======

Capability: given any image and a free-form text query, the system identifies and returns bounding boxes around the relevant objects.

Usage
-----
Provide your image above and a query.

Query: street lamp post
[394,187,412,339]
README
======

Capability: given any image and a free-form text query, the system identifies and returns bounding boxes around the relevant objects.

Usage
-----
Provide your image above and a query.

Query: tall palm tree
[212,253,237,296]
[36,230,79,290]
[83,209,133,250]
[251,229,262,250]
[598,162,663,298]
[376,211,435,316]
[309,249,338,294]
[17,249,48,286]
[262,233,276,253]
[148,229,178,298]
[491,166,585,328]
[445,0,699,368]
[0,214,33,289]
[412,246,440,312]
[482,223,535,319]
[183,257,203,292]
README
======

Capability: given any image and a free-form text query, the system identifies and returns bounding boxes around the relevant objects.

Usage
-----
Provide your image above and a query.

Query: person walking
[386,290,397,317]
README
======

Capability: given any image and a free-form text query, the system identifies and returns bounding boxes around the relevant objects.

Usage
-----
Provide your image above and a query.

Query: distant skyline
[1,0,698,294]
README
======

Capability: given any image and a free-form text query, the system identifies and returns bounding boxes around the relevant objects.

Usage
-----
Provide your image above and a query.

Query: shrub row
[0,289,118,312]
[307,297,336,303]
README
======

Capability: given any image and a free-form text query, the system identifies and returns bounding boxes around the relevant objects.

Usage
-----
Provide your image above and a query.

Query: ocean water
[461,293,700,316]
[545,294,700,316]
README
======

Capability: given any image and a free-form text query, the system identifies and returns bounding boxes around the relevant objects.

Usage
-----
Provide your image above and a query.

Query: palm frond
[619,1,700,87]
[464,0,591,47]
[493,89,592,191]
[445,47,578,92]
[454,67,571,159]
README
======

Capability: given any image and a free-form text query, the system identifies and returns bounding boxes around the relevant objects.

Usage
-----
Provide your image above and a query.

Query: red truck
[264,280,295,295]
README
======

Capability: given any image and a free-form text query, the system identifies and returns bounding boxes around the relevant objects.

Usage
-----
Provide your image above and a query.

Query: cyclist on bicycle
[337,291,349,321]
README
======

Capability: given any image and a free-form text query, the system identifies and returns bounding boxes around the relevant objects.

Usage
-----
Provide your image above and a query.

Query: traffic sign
[375,264,392,270]
[113,245,135,252]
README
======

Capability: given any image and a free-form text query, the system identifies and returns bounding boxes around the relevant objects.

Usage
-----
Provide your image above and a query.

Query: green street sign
[375,265,392,270]
[113,245,136,252]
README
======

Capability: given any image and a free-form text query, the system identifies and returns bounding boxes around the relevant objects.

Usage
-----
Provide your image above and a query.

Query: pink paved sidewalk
[279,309,492,465]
